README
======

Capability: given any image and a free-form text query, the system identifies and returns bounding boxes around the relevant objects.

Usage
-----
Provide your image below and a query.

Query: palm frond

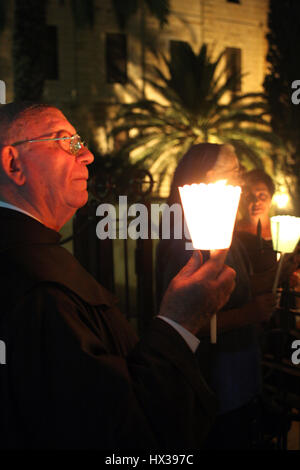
[110,43,279,192]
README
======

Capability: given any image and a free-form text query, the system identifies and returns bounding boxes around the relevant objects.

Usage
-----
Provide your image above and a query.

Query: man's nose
[76,148,94,165]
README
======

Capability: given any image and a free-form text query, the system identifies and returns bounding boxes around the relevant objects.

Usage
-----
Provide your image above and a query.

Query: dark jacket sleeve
[2,283,217,450]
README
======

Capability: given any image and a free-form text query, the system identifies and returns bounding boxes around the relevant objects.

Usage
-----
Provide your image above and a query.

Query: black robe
[0,208,216,450]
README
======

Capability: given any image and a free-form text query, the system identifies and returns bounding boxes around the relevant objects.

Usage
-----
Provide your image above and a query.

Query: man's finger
[193,253,230,282]
[179,250,203,277]
[213,267,236,312]
[210,249,229,268]
[216,265,236,294]
[208,266,236,314]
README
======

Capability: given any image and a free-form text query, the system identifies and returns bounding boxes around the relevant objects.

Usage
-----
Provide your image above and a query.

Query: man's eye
[57,131,71,139]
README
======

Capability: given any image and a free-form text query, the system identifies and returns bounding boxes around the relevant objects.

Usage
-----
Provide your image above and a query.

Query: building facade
[0,0,269,147]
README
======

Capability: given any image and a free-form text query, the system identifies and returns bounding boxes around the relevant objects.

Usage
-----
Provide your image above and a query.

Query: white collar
[0,200,42,223]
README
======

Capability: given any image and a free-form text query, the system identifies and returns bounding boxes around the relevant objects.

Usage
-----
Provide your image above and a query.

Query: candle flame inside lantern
[271,215,300,253]
[179,180,241,250]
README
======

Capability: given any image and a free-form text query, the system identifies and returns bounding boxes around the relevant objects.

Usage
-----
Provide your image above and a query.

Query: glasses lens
[70,135,85,155]
[56,134,86,155]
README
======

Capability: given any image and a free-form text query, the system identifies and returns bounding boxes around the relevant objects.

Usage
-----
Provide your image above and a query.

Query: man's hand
[159,250,236,335]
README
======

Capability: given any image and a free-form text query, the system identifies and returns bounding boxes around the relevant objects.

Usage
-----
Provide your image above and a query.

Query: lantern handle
[272,252,285,295]
[209,249,228,344]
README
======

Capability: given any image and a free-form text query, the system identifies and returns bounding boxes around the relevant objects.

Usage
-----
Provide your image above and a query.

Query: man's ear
[0,145,26,185]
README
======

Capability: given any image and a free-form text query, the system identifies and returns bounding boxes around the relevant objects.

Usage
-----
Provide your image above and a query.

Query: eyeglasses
[11,133,87,156]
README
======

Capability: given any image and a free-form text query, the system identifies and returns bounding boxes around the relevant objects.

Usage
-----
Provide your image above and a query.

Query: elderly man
[0,102,235,450]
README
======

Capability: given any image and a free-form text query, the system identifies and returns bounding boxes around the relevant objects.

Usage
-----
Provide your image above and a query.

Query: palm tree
[110,43,278,192]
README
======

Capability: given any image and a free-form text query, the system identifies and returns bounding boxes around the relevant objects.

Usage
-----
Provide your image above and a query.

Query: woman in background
[236,170,277,296]
[237,169,300,302]
[156,144,275,449]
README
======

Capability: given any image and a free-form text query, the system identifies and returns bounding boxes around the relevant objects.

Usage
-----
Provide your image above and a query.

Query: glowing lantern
[271,216,300,253]
[271,215,300,294]
[273,192,289,210]
[178,181,241,250]
[179,180,241,343]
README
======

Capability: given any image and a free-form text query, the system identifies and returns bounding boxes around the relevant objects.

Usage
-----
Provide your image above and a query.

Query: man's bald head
[0,102,59,146]
[0,102,94,230]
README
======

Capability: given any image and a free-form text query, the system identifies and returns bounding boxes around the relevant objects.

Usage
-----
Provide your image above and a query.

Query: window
[226,47,241,93]
[44,25,59,80]
[227,0,240,4]
[106,33,127,84]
